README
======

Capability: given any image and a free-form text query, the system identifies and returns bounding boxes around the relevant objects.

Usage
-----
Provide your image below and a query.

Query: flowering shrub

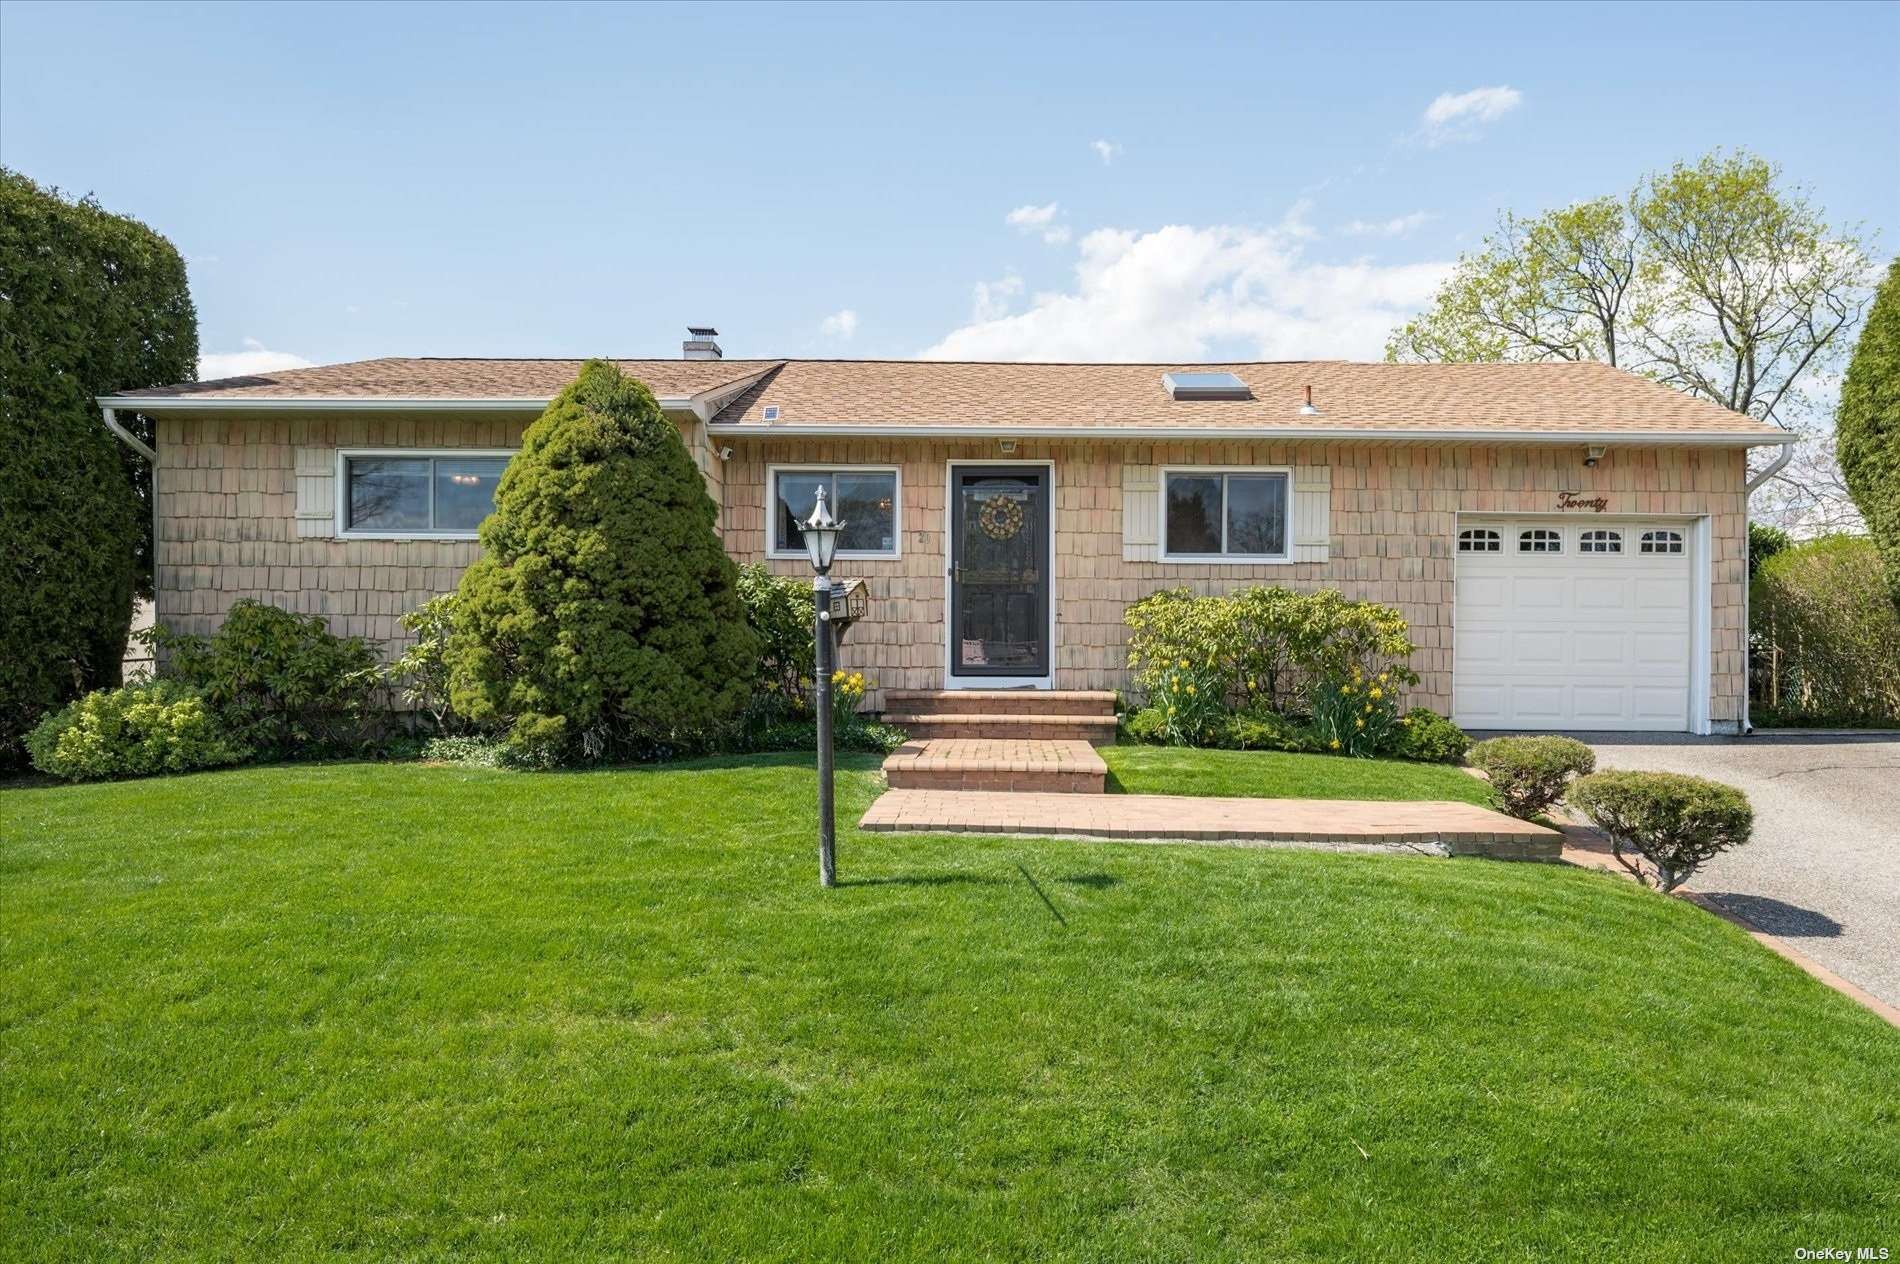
[26,681,250,781]
[1145,658,1227,746]
[1308,665,1401,758]
[1126,586,1418,712]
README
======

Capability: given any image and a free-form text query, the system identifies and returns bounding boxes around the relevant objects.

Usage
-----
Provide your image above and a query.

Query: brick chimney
[683,326,722,360]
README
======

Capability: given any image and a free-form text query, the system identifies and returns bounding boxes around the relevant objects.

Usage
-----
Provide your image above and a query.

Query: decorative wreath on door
[978,495,1026,541]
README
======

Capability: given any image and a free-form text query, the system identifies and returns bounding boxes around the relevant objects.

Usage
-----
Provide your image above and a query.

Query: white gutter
[1739,439,1797,735]
[706,422,1796,447]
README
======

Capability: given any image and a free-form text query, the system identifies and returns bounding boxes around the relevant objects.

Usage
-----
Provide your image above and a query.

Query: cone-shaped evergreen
[1838,259,1900,603]
[446,360,760,761]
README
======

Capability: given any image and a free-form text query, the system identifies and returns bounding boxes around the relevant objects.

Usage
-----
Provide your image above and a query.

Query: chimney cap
[687,325,718,337]
[683,326,723,360]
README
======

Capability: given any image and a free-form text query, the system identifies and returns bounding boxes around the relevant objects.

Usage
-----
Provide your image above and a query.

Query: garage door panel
[1512,631,1567,666]
[1513,577,1568,609]
[1572,632,1631,667]
[1455,521,1693,733]
[1571,685,1632,724]
[1574,577,1633,613]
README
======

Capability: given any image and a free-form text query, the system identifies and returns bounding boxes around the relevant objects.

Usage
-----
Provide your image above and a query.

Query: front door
[950,466,1051,680]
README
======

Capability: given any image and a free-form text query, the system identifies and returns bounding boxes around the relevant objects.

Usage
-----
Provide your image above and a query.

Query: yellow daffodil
[1178,658,1189,669]
[1185,683,1196,695]
[1355,718,1365,730]
[1369,687,1382,700]
[1341,685,1354,695]
[1167,706,1177,716]
[1377,672,1390,684]
[1328,738,1341,750]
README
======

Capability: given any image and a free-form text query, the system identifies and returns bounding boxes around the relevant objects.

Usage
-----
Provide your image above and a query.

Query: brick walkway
[860,789,1560,857]
[882,739,1107,793]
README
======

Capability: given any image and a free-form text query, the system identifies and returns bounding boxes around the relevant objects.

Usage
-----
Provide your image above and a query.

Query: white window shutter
[294,446,336,538]
[1122,464,1159,561]
[1292,465,1330,563]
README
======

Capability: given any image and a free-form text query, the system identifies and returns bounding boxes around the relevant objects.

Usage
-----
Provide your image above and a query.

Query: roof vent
[1163,371,1251,401]
[683,326,722,360]
[1298,385,1320,416]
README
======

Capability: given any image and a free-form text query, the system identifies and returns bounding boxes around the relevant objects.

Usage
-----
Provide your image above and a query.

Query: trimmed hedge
[25,681,249,781]
[1467,736,1596,819]
[1391,708,1471,764]
[1570,771,1754,892]
[1752,535,1900,722]
[0,170,197,765]
[1837,259,1900,603]
[446,361,760,764]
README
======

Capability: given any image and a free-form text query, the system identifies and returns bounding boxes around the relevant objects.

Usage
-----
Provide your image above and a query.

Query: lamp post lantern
[801,486,844,888]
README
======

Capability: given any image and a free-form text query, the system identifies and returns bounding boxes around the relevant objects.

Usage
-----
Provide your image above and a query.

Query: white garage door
[1453,520,1694,732]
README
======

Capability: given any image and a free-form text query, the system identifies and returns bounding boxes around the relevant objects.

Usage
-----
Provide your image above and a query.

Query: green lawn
[3,758,1896,1260]
[1102,744,1499,807]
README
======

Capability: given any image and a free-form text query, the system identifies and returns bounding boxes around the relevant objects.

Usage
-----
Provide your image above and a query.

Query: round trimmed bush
[1570,770,1753,892]
[1467,735,1596,819]
[25,680,250,781]
[1389,708,1471,764]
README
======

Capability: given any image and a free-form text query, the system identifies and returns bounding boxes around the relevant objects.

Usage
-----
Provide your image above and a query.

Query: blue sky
[3,0,1896,377]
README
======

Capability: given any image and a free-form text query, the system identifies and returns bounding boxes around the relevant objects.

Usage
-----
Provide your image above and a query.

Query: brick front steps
[883,739,1108,794]
[881,689,1120,743]
[859,789,1561,860]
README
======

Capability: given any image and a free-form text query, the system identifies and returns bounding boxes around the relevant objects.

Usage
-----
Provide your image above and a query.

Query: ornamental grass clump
[1467,736,1596,819]
[1570,771,1754,893]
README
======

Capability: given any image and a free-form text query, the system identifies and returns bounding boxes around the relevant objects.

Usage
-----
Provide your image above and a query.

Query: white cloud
[1091,139,1121,165]
[820,308,859,340]
[1341,210,1435,238]
[970,273,1025,322]
[1006,201,1071,244]
[198,338,314,381]
[1417,85,1522,146]
[922,222,1451,362]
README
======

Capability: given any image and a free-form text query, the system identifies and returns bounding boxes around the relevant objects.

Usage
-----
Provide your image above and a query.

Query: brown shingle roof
[112,357,781,400]
[108,356,1785,439]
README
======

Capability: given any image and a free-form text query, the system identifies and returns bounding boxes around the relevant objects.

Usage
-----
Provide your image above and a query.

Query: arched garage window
[1640,529,1684,555]
[1457,528,1501,553]
[1518,528,1563,554]
[1579,529,1623,554]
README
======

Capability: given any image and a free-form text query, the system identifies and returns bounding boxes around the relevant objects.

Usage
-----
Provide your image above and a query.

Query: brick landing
[860,789,1561,858]
[883,739,1107,793]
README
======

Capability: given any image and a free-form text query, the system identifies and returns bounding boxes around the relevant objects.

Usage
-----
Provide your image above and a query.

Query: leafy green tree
[1836,260,1900,601]
[1389,151,1872,529]
[446,360,759,762]
[0,170,198,764]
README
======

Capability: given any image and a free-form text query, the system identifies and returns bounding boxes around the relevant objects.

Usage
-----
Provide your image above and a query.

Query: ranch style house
[100,328,1791,734]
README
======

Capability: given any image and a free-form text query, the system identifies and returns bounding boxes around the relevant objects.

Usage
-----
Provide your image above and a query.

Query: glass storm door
[950,467,1050,678]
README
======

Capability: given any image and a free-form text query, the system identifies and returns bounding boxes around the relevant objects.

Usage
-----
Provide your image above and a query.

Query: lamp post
[801,486,844,889]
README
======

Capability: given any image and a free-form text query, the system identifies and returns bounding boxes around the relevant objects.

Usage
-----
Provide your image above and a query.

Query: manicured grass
[1102,744,1500,807]
[3,758,1896,1260]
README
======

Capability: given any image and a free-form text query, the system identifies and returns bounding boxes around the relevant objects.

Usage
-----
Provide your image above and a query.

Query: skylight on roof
[1162,371,1252,401]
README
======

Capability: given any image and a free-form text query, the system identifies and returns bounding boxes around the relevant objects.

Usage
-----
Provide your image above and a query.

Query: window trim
[766,464,904,561]
[334,448,516,540]
[1578,528,1624,555]
[1158,465,1295,564]
[1517,527,1565,555]
[1458,527,1503,553]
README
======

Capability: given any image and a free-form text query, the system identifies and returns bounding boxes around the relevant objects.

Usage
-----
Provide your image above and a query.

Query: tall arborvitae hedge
[0,169,199,764]
[1838,259,1900,603]
[445,360,760,762]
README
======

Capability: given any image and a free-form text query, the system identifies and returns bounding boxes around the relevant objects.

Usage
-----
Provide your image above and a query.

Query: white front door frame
[942,458,1057,690]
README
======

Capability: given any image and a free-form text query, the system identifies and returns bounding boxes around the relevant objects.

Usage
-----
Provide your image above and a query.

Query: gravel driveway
[1576,733,1900,1008]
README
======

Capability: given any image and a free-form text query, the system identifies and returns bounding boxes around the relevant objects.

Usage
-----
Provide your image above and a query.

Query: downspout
[1740,441,1795,735]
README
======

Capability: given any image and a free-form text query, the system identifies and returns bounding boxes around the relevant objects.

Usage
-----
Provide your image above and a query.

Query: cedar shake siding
[154,412,1749,726]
